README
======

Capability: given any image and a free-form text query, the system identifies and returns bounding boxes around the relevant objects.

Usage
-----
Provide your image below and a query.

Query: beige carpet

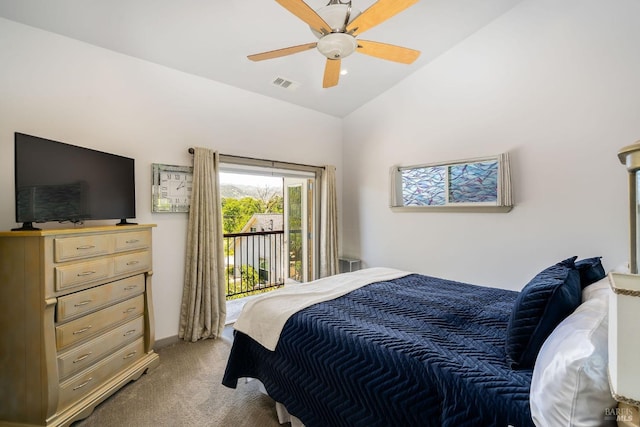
[73,328,284,427]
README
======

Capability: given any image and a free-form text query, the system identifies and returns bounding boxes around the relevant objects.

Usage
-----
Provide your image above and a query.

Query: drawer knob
[124,285,138,291]
[73,352,93,363]
[72,377,93,390]
[76,245,96,250]
[72,325,93,335]
[123,351,137,360]
[126,260,140,266]
[125,239,140,244]
[74,300,93,307]
[123,307,137,314]
[124,329,137,336]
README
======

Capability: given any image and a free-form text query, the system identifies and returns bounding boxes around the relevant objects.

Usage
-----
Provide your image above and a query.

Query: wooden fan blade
[346,0,419,35]
[357,40,420,64]
[323,59,341,88]
[276,0,332,34]
[248,42,317,61]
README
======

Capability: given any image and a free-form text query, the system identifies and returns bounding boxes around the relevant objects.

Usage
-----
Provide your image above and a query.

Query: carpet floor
[73,328,284,427]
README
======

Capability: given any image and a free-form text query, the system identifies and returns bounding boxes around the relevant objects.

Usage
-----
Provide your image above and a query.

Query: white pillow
[581,277,611,303]
[530,296,616,427]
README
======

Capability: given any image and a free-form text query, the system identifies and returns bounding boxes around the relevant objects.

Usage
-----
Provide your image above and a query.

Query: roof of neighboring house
[240,213,283,233]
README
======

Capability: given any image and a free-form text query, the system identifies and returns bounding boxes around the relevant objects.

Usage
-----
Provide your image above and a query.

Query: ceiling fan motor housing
[311,4,361,35]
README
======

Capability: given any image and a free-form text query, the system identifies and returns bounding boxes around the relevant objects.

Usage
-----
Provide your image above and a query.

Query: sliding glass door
[219,159,319,286]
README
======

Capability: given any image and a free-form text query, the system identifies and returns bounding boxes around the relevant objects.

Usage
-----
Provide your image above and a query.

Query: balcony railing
[224,230,285,299]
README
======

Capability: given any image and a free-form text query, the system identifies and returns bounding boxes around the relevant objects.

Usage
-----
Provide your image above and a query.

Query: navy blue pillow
[506,257,582,370]
[575,257,605,288]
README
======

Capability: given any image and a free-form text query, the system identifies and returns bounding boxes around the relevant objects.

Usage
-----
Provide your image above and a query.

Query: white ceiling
[0,0,523,118]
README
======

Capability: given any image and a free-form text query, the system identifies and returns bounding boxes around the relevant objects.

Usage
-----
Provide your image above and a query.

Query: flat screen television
[14,132,136,230]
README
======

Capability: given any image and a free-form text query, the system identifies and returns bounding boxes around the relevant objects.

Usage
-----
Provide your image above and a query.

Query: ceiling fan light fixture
[317,32,357,59]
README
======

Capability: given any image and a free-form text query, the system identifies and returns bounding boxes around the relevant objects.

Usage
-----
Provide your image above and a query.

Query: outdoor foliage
[222,195,283,234]
[240,265,259,286]
[221,182,285,300]
[225,264,282,300]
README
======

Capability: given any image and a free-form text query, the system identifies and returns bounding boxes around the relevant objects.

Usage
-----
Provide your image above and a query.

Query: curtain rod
[188,147,325,171]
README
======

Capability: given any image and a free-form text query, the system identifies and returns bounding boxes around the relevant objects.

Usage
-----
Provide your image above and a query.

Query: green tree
[222,197,263,233]
[222,195,283,234]
[222,198,242,233]
[266,194,283,213]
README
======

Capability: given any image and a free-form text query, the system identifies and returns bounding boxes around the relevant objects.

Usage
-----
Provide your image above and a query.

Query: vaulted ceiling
[0,0,523,117]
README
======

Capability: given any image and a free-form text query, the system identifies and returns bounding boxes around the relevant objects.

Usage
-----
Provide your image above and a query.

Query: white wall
[0,18,342,341]
[3,0,640,339]
[342,0,640,290]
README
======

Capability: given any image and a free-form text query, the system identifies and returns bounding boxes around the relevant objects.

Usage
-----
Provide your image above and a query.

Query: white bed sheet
[233,267,411,351]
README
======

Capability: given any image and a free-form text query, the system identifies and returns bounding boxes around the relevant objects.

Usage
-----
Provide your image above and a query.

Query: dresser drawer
[113,231,150,253]
[113,251,151,276]
[58,338,144,411]
[57,275,145,322]
[57,316,144,380]
[54,235,110,262]
[55,258,111,292]
[56,295,144,350]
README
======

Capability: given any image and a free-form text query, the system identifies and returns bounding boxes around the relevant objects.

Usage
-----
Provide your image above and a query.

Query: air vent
[272,76,300,91]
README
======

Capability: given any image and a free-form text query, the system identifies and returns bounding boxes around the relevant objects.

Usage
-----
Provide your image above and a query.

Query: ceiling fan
[248,0,421,88]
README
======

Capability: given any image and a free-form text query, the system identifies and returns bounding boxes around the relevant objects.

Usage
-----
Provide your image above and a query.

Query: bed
[222,259,616,427]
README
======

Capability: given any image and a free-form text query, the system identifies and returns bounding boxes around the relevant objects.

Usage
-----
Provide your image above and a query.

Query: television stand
[11,222,41,231]
[116,219,138,226]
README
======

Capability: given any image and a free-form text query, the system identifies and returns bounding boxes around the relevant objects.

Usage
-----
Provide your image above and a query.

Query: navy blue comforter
[223,274,534,427]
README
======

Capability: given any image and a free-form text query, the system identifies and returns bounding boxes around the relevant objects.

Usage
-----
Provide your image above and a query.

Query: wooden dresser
[0,224,159,426]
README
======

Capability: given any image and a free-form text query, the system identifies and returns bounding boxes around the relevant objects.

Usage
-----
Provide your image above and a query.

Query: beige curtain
[320,165,339,277]
[179,147,226,341]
